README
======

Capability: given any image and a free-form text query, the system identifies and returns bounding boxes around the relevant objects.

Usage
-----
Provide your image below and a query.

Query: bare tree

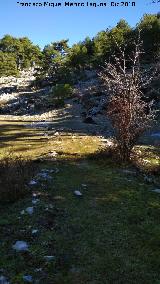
[99,35,156,162]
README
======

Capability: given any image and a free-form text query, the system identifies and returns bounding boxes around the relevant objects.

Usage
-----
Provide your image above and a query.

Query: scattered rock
[106,140,114,147]
[34,268,42,272]
[48,204,54,209]
[20,210,25,215]
[144,175,153,183]
[41,169,54,173]
[48,151,58,157]
[74,190,83,197]
[54,132,59,136]
[152,189,160,193]
[12,241,29,252]
[23,275,33,283]
[44,256,55,261]
[32,199,40,205]
[0,276,10,284]
[29,180,37,186]
[32,229,38,235]
[36,170,52,180]
[26,207,34,215]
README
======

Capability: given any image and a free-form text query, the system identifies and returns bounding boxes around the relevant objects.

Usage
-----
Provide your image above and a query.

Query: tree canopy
[0,35,41,76]
[0,13,159,78]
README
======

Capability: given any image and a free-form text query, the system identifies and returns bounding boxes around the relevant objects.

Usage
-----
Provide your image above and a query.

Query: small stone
[34,268,42,272]
[44,256,55,261]
[37,172,52,180]
[20,210,25,215]
[32,199,40,205]
[32,229,38,235]
[23,275,33,282]
[144,175,153,183]
[49,151,57,157]
[12,241,29,251]
[74,190,82,196]
[0,276,10,284]
[29,180,37,186]
[54,132,59,136]
[49,204,54,209]
[81,184,87,188]
[152,189,160,193]
[26,207,34,215]
[106,140,114,147]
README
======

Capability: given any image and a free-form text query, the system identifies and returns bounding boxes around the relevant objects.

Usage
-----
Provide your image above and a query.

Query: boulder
[83,116,97,124]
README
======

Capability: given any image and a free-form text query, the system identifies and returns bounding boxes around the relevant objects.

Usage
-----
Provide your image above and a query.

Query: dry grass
[0,155,36,203]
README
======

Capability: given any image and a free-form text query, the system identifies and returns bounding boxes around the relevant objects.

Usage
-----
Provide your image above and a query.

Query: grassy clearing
[0,120,160,283]
[0,121,102,160]
[1,159,160,283]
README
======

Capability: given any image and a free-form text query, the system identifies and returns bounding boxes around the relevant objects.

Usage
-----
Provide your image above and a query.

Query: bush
[50,83,73,108]
[0,156,36,203]
[52,83,73,98]
[99,37,155,162]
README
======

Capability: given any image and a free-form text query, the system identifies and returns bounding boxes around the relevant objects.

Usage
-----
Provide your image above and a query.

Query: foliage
[0,51,19,76]
[0,14,159,86]
[67,42,88,69]
[42,40,69,81]
[0,35,42,77]
[93,20,132,65]
[40,14,160,83]
[136,14,160,62]
[50,83,73,107]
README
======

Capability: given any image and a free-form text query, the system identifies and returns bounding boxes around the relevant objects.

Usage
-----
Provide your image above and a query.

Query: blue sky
[0,0,159,48]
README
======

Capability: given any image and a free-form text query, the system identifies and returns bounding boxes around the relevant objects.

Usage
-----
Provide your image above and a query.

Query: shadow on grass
[0,156,39,204]
[0,151,160,283]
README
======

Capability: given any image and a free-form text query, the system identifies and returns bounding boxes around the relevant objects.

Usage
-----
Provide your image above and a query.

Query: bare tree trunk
[118,143,132,162]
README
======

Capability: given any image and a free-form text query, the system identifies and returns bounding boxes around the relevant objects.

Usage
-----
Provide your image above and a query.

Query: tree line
[0,13,159,79]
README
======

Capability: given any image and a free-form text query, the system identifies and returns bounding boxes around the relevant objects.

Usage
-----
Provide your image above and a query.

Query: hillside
[0,13,160,284]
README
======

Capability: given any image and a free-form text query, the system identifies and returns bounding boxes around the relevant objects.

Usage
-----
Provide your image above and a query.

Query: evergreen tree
[136,14,160,62]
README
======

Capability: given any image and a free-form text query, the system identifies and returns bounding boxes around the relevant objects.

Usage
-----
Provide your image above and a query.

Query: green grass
[0,121,102,160]
[0,120,160,283]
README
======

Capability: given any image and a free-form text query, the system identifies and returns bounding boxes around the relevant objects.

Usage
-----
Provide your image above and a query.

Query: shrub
[52,83,73,99]
[0,156,36,203]
[50,83,73,107]
[99,35,156,162]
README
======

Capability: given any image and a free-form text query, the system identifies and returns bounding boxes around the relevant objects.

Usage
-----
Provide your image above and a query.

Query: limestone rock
[74,190,82,196]
[12,241,29,252]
